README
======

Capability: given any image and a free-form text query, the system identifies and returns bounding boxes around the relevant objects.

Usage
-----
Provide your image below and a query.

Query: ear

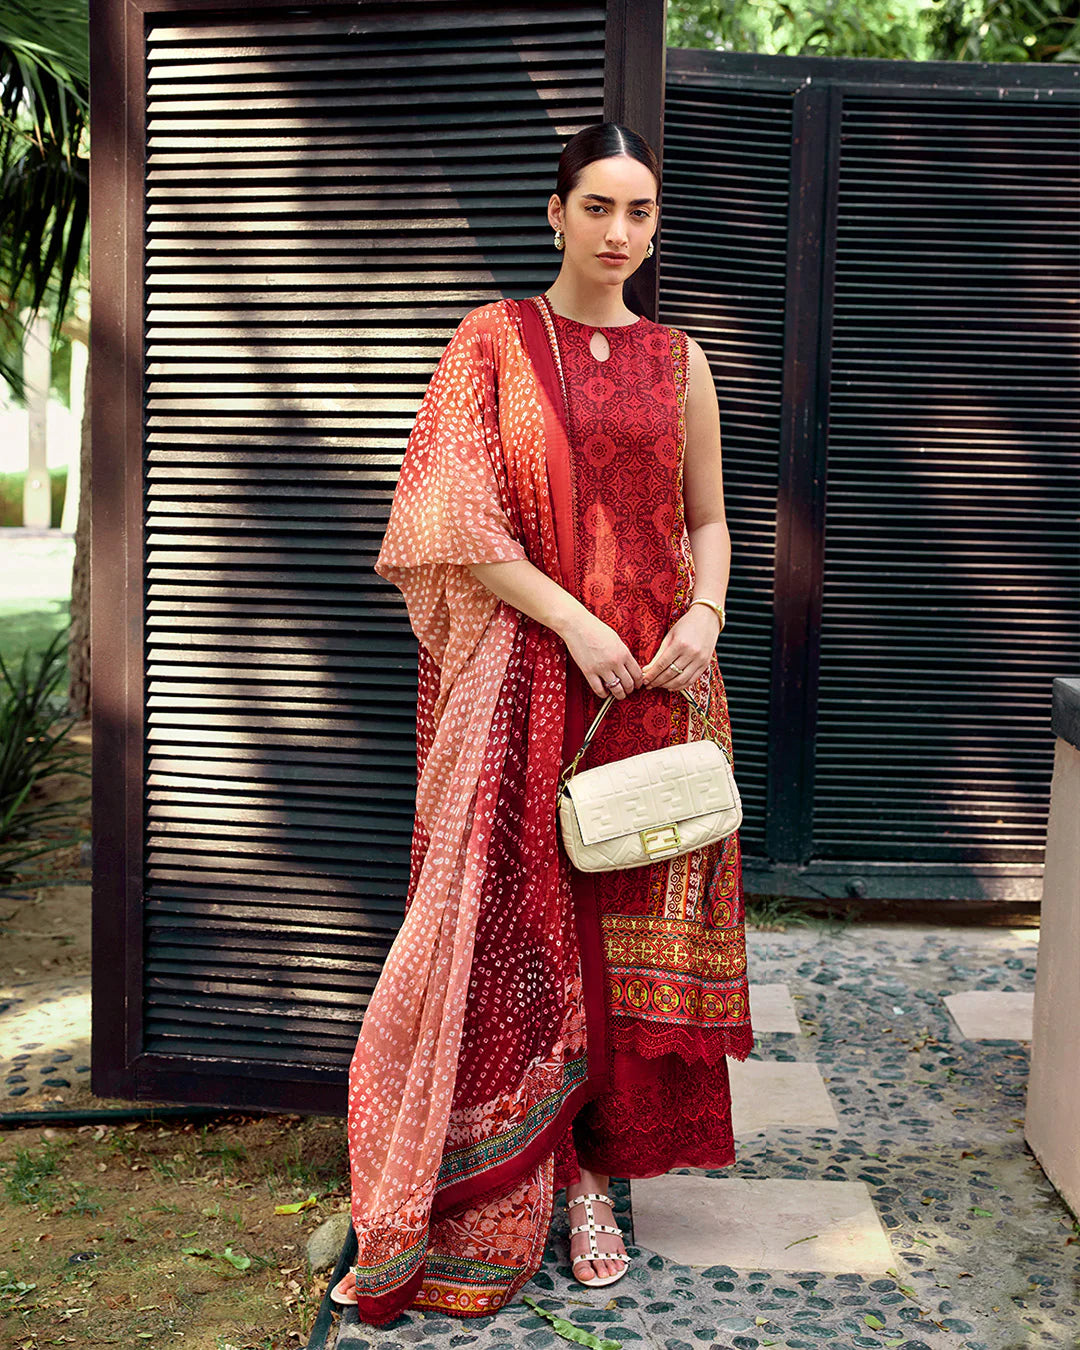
[546,193,563,232]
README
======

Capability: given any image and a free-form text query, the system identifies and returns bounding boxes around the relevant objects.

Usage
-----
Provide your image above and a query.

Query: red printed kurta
[534,298,752,1185]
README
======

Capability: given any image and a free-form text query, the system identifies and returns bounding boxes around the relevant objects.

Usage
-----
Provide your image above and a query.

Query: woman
[332,122,753,1325]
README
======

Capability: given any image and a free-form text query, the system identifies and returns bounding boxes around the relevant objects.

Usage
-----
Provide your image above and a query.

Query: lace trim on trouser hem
[552,1046,737,1191]
[611,1016,755,1066]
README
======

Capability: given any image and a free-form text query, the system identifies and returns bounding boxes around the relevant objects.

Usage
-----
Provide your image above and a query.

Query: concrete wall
[1025,677,1080,1219]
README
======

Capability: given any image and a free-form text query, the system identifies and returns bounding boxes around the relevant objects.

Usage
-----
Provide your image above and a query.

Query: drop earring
[554,229,565,251]
[646,240,654,257]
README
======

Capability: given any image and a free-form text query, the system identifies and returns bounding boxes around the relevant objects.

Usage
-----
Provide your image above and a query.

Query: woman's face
[548,154,659,285]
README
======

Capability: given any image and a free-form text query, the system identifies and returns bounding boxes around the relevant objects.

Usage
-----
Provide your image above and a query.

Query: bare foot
[566,1164,628,1282]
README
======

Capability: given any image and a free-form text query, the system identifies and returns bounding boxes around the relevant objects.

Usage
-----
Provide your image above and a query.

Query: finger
[587,671,610,698]
[656,655,691,690]
[598,668,628,700]
[673,664,705,693]
[641,647,668,684]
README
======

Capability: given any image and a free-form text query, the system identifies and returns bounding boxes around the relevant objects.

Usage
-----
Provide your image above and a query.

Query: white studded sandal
[567,1190,631,1288]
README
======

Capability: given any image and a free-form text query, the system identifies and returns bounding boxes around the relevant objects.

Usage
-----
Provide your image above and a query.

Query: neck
[542,275,638,327]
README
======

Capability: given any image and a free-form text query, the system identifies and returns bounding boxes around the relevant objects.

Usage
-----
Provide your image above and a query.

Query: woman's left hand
[641,606,721,691]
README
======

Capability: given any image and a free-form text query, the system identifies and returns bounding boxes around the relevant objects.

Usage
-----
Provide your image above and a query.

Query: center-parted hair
[555,122,661,204]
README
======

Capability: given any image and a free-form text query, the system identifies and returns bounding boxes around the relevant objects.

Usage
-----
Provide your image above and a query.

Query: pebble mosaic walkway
[1,976,91,1099]
[2,906,1074,1349]
[331,923,1078,1350]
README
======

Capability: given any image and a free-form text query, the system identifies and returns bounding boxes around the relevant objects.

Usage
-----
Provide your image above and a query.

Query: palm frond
[0,0,90,398]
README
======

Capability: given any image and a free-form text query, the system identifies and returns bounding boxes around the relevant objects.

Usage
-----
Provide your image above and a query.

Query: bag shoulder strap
[559,687,730,793]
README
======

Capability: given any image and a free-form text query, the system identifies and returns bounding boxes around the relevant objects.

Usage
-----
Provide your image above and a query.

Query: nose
[605,216,631,247]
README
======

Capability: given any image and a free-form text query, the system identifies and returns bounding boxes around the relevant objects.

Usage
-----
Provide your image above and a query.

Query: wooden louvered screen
[92,0,664,1111]
[663,52,1080,902]
[814,94,1080,876]
[658,82,795,856]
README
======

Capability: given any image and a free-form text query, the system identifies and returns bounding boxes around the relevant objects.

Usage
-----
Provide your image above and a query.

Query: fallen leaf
[274,1194,318,1216]
[520,1295,621,1350]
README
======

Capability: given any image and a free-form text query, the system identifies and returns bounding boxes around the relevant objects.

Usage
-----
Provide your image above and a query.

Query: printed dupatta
[345,297,610,1324]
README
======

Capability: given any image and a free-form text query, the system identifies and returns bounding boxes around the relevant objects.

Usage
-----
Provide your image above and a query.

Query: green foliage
[927,0,1080,60]
[0,0,90,399]
[0,624,88,881]
[667,0,1080,62]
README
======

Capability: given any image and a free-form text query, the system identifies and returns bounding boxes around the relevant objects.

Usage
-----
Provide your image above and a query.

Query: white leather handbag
[557,687,742,872]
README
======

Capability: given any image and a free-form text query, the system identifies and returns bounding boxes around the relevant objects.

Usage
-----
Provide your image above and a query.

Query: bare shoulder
[686,333,711,371]
[684,334,718,400]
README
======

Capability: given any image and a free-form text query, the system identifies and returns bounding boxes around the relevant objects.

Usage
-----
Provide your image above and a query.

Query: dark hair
[554,122,661,204]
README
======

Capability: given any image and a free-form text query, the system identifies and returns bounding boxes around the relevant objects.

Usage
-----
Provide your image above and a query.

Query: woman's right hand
[560,612,644,700]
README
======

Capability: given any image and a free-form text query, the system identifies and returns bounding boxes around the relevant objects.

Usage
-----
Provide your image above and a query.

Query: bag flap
[562,739,739,847]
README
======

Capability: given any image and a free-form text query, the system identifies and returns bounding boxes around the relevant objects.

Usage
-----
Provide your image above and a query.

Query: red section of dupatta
[346,300,609,1324]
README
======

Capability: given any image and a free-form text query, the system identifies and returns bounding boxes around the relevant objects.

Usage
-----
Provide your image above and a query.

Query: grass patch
[744,894,858,932]
[2,1139,68,1207]
[0,1115,348,1347]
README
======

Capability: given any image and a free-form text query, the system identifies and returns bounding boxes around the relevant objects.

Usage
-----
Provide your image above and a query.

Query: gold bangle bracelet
[688,597,726,632]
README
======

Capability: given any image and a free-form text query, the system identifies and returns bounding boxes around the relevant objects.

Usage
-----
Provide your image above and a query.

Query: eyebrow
[581,193,656,207]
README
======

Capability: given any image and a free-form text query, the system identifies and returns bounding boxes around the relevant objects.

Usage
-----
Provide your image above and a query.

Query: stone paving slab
[744,984,802,1035]
[631,1177,895,1272]
[944,991,1035,1041]
[729,1060,839,1133]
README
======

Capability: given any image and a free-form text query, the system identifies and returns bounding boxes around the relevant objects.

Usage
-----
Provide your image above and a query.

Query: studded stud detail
[567,1190,631,1288]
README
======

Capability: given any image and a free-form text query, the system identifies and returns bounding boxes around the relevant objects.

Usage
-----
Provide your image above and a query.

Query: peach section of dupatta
[346,300,572,1323]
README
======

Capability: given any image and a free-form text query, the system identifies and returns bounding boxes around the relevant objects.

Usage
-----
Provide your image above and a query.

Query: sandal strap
[569,1221,623,1237]
[568,1191,613,1206]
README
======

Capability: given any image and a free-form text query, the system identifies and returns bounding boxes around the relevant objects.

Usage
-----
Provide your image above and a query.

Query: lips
[598,253,628,261]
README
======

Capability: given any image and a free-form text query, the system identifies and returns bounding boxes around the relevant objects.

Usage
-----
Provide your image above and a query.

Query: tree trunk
[68,341,91,718]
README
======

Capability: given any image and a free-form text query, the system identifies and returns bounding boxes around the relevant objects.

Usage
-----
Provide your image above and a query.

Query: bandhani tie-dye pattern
[346,296,752,1325]
[347,300,595,1324]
